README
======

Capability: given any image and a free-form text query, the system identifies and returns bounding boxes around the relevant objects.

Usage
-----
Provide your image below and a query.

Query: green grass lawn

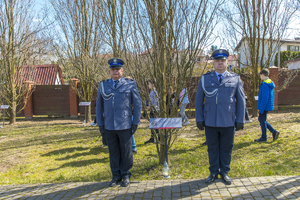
[0,109,300,185]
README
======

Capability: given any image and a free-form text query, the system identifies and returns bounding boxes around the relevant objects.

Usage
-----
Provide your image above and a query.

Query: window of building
[197,57,201,62]
[287,45,300,52]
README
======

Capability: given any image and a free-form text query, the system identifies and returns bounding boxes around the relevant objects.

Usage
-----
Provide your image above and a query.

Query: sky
[33,0,300,53]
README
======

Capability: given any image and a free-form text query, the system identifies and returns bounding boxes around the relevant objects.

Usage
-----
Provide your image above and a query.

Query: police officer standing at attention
[96,58,142,187]
[195,49,245,185]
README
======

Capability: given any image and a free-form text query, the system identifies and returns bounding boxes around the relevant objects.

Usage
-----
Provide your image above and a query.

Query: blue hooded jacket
[257,78,275,113]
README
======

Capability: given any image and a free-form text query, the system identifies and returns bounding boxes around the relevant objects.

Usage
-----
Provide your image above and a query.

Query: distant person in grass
[179,88,190,125]
[144,80,159,144]
[254,68,280,142]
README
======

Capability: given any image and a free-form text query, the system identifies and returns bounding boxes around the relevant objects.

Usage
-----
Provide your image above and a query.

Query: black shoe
[202,141,207,146]
[273,131,280,141]
[220,173,231,185]
[254,138,267,142]
[108,178,122,187]
[121,178,130,187]
[144,138,154,144]
[205,174,218,184]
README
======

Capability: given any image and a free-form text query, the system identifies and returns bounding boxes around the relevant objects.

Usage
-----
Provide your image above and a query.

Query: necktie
[218,74,223,83]
[114,80,119,88]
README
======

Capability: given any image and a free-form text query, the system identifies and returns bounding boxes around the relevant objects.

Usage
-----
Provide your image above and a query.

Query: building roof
[228,55,239,61]
[283,57,300,65]
[16,64,64,85]
[234,37,300,51]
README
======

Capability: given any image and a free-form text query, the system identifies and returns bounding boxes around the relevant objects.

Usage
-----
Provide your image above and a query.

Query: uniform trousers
[205,126,235,175]
[106,129,133,180]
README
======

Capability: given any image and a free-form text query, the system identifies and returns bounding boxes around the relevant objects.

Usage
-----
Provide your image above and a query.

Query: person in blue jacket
[96,58,142,187]
[254,69,280,142]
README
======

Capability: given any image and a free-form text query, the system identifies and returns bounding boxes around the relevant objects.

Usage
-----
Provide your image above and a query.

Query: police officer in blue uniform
[96,58,142,187]
[195,49,245,185]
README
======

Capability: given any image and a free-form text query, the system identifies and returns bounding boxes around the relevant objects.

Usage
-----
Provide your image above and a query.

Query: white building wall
[237,40,300,68]
[287,60,300,70]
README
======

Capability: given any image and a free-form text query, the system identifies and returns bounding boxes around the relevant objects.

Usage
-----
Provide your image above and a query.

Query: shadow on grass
[2,131,99,151]
[2,176,300,200]
[55,147,109,161]
[41,147,90,157]
[47,158,109,172]
[233,141,253,150]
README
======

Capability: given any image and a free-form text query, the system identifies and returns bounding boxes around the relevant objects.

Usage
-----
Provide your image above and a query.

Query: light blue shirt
[179,88,190,104]
[111,77,122,87]
[149,89,159,111]
[215,71,227,82]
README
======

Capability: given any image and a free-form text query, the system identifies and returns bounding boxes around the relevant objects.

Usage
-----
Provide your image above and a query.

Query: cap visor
[213,56,227,60]
[109,65,123,68]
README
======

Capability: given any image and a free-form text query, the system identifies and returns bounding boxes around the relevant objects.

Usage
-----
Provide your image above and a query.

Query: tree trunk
[9,95,16,124]
[87,105,92,122]
[159,141,166,165]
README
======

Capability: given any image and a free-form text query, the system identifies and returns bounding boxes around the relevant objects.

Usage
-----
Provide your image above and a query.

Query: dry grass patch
[0,110,300,184]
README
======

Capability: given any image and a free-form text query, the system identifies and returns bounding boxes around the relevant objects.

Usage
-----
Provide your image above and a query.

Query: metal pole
[165,129,168,164]
[3,109,5,128]
[85,106,87,125]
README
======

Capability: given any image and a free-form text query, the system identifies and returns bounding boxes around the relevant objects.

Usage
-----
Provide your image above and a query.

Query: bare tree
[50,0,108,122]
[0,0,48,124]
[222,0,296,117]
[123,0,223,164]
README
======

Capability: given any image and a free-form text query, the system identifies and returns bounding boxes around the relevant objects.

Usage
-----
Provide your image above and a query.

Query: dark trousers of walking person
[245,108,250,121]
[258,111,276,140]
[105,129,133,180]
[150,111,159,139]
[205,126,235,175]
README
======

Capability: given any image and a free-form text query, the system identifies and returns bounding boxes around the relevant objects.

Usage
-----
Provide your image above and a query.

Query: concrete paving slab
[0,176,299,200]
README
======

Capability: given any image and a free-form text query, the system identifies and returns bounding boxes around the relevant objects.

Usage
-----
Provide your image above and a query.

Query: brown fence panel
[278,71,300,105]
[186,77,201,109]
[32,85,70,116]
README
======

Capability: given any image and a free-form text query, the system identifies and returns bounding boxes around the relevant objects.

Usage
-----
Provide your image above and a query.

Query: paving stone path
[0,176,299,200]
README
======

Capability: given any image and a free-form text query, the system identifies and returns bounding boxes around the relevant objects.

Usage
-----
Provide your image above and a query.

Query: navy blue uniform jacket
[96,78,142,130]
[195,71,245,127]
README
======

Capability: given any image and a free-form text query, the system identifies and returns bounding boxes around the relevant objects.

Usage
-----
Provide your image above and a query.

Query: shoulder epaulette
[203,71,211,75]
[125,78,134,81]
[229,72,239,76]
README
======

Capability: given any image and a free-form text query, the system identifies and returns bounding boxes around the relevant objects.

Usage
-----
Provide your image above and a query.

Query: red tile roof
[16,64,64,85]
[228,55,239,61]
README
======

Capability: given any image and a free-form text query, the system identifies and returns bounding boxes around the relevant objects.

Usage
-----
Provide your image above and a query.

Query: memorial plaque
[79,102,91,106]
[0,105,9,109]
[149,118,182,129]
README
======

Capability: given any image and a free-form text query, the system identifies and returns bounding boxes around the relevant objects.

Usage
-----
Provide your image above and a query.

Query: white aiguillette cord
[201,76,218,97]
[100,81,114,100]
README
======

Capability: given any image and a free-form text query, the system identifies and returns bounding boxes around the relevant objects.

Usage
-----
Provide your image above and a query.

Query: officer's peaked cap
[211,49,229,60]
[108,58,125,68]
